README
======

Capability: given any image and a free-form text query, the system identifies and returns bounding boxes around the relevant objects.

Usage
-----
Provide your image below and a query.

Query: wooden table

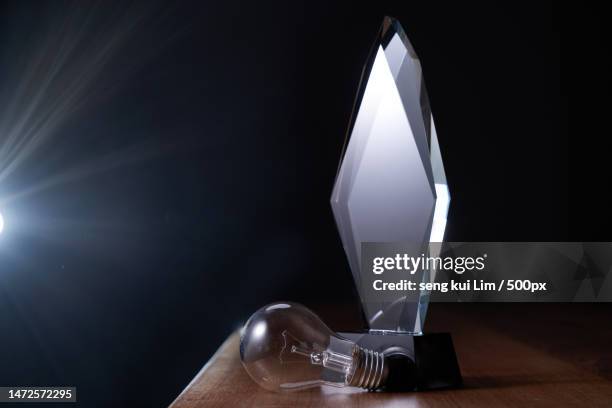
[170,304,612,407]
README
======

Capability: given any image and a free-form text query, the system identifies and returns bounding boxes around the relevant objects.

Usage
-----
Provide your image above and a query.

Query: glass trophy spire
[331,17,450,334]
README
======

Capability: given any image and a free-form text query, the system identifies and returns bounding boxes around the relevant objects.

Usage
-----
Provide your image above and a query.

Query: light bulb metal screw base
[348,347,388,390]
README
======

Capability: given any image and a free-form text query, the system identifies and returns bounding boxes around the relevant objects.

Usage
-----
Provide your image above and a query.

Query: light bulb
[239,302,390,392]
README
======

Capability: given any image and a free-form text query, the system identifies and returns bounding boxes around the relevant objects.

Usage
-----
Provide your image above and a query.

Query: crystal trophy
[331,16,461,390]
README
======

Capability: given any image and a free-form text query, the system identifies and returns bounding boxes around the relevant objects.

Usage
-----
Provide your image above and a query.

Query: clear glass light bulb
[239,302,388,392]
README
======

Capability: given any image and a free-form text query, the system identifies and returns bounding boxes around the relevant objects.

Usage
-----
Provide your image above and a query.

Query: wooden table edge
[169,331,238,408]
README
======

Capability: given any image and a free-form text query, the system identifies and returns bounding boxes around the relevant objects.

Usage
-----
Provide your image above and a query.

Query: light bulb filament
[290,345,324,365]
[289,345,353,375]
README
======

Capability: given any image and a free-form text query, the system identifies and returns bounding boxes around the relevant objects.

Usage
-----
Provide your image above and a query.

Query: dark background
[0,0,609,406]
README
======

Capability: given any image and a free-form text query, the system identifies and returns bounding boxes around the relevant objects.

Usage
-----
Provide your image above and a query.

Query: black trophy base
[339,331,462,391]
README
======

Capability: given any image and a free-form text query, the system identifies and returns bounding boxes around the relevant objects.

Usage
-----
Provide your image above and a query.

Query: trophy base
[339,331,462,391]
